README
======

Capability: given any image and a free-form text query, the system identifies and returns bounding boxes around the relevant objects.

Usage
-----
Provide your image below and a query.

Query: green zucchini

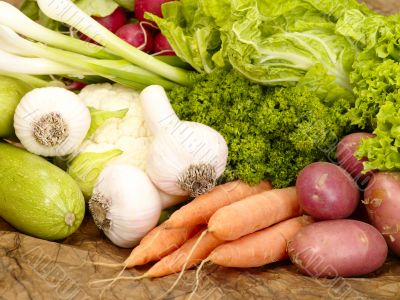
[0,143,85,240]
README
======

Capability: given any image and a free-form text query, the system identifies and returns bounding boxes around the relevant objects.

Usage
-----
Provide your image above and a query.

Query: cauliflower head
[67,83,153,197]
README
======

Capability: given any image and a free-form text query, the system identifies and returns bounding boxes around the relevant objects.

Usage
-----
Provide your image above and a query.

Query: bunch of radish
[80,0,175,55]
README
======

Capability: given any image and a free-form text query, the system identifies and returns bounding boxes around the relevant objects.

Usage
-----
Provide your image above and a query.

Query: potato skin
[296,162,360,220]
[336,133,375,185]
[288,220,387,277]
[364,172,400,256]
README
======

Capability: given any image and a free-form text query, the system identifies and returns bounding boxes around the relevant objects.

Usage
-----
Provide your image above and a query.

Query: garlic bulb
[14,87,90,157]
[140,85,229,197]
[158,188,188,209]
[89,164,162,248]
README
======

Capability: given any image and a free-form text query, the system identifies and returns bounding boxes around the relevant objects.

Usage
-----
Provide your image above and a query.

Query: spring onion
[0,1,114,59]
[0,25,178,90]
[36,0,192,86]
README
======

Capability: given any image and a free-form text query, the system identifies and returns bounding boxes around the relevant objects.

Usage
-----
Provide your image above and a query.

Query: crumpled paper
[1,216,400,300]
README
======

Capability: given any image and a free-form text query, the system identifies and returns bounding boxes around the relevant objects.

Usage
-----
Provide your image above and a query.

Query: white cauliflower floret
[67,83,153,197]
[79,83,153,168]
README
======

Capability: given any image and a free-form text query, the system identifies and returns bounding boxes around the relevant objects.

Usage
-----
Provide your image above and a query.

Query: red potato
[336,133,375,185]
[364,172,400,256]
[115,23,154,53]
[288,219,388,277]
[296,162,360,220]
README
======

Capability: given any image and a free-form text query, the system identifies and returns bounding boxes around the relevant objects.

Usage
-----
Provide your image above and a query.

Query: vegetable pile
[2,0,400,295]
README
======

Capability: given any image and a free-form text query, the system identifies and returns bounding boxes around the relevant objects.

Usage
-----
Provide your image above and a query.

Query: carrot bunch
[123,180,314,277]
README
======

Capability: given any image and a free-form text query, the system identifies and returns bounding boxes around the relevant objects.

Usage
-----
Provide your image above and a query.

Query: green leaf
[150,0,358,88]
[75,0,119,17]
[67,149,123,198]
[115,0,134,11]
[356,101,400,172]
[87,107,128,139]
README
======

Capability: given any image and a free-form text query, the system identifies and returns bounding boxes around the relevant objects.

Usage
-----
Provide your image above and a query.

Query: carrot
[208,215,314,268]
[124,224,202,267]
[208,187,301,241]
[145,229,224,278]
[165,180,272,228]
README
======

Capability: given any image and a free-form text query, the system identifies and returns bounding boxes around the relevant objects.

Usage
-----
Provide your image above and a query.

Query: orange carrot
[165,180,272,228]
[208,187,301,241]
[145,229,224,278]
[125,224,202,267]
[208,216,314,268]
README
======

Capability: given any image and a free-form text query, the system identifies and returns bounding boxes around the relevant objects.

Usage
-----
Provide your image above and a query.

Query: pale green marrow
[0,143,85,240]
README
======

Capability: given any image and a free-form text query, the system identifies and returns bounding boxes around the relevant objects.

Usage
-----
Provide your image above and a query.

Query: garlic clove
[89,164,161,248]
[14,87,90,157]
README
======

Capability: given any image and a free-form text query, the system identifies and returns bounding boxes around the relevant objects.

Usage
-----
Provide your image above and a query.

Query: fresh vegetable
[115,23,154,53]
[0,46,90,76]
[80,7,127,42]
[144,229,223,278]
[153,31,175,55]
[0,1,114,59]
[288,219,388,277]
[208,187,301,241]
[165,180,272,229]
[0,76,30,138]
[336,133,375,184]
[125,224,201,267]
[140,85,229,197]
[296,162,359,220]
[134,0,173,25]
[209,216,314,268]
[0,23,179,90]
[158,189,187,209]
[89,164,162,248]
[356,102,400,173]
[147,0,359,88]
[0,143,85,240]
[36,0,191,86]
[169,69,351,187]
[364,172,400,256]
[67,83,153,197]
[14,87,91,157]
[348,55,400,131]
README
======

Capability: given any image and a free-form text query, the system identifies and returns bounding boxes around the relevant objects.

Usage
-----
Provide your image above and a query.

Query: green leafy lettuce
[147,0,361,89]
[356,101,400,172]
[169,69,351,187]
[347,50,400,130]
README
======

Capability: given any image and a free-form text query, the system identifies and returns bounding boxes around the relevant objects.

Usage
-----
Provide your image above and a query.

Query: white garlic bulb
[14,87,90,157]
[89,164,162,248]
[158,188,188,209]
[140,85,229,197]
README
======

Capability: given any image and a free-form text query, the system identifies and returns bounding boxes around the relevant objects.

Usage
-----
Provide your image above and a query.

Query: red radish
[336,132,375,185]
[115,23,154,53]
[65,80,87,91]
[80,7,127,42]
[153,32,175,55]
[134,0,174,27]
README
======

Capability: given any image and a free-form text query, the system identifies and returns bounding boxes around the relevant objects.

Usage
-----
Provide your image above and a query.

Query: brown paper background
[2,1,400,299]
